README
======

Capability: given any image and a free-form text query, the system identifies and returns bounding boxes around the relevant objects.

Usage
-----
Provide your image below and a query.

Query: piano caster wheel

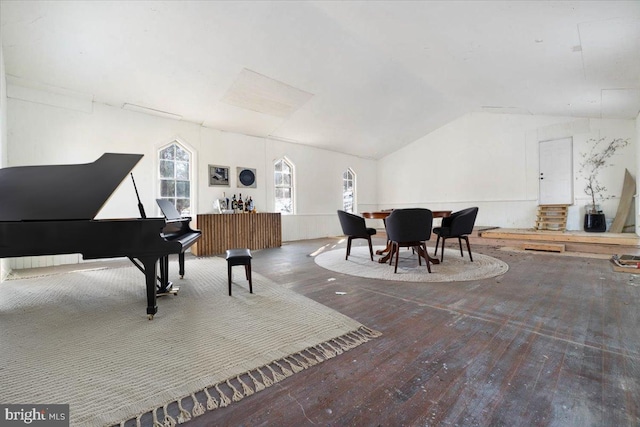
[180,275,184,279]
[147,314,154,320]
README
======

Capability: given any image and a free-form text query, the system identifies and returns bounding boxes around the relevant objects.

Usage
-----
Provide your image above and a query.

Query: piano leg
[158,255,172,290]
[159,256,167,288]
[157,255,179,296]
[128,256,179,319]
[178,252,185,279]
[140,256,159,320]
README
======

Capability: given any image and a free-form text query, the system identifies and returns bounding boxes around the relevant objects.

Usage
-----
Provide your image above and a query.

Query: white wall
[377,112,637,231]
[4,85,637,271]
[265,136,378,241]
[197,127,378,241]
[0,46,9,280]
[637,111,640,235]
[5,87,377,268]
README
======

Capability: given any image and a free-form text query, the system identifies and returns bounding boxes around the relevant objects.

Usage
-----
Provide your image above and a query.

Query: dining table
[362,209,452,264]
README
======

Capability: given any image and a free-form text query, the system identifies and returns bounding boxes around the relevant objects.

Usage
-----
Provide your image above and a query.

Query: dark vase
[584,213,606,232]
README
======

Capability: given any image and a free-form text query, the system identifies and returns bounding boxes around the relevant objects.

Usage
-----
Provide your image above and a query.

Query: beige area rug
[315,245,509,282]
[0,258,380,426]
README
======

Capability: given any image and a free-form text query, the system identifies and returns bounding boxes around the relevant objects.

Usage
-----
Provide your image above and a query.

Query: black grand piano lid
[0,153,144,222]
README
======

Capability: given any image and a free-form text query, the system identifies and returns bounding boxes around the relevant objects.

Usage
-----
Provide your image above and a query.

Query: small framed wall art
[237,167,257,188]
[209,165,230,186]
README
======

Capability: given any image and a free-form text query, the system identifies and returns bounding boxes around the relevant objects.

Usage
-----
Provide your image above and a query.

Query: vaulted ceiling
[1,1,639,159]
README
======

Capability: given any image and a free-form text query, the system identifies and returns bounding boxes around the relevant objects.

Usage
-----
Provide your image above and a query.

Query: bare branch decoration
[579,137,630,214]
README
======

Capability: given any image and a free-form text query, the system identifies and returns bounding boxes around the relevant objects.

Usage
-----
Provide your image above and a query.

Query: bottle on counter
[247,196,254,212]
[231,194,238,211]
[237,193,244,212]
[221,192,228,210]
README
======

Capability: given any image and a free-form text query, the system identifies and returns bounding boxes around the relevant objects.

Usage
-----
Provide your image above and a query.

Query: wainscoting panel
[282,214,343,242]
[9,253,81,270]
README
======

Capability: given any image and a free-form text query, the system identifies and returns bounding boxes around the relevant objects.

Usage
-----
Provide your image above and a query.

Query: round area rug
[314,245,509,282]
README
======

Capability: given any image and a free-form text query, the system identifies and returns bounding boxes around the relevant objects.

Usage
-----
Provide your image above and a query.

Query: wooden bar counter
[191,213,282,256]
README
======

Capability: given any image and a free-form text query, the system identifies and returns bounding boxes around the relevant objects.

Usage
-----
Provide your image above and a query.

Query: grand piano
[0,153,201,319]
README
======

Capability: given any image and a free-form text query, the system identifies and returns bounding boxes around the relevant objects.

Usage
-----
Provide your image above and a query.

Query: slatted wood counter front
[192,213,282,256]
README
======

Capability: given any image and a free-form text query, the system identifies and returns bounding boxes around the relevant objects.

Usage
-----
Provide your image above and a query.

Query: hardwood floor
[171,236,640,427]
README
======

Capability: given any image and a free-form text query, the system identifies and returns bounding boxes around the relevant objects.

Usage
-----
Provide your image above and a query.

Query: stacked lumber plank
[534,205,569,231]
[610,254,640,273]
[610,169,635,233]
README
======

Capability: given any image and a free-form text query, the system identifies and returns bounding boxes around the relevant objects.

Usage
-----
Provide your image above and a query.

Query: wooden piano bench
[225,248,253,296]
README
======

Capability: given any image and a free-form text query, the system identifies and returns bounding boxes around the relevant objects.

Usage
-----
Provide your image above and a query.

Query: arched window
[343,168,355,213]
[274,158,294,214]
[158,142,192,214]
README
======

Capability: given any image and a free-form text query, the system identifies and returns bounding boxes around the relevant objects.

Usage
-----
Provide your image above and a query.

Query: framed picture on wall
[209,165,230,186]
[237,167,257,188]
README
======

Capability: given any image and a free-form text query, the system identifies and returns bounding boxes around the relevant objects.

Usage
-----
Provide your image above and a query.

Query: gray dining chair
[337,210,377,261]
[385,208,433,273]
[433,207,479,262]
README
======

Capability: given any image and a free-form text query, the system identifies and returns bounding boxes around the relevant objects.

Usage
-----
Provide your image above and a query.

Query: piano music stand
[156,199,183,221]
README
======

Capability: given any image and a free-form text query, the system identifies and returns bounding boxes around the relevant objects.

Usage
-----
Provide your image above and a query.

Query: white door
[539,138,573,205]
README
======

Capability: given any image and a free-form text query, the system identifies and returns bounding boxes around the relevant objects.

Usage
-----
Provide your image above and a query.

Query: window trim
[274,156,295,215]
[155,137,197,217]
[343,167,356,213]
